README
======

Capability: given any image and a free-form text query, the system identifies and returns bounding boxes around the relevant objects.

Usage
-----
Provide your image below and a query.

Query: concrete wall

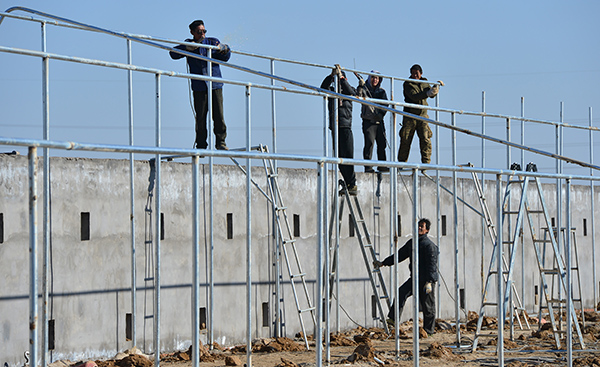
[0,154,598,364]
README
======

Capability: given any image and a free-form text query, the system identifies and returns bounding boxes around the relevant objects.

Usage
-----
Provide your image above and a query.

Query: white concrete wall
[0,154,598,364]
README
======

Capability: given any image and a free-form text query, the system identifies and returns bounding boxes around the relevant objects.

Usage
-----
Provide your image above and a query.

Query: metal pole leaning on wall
[41,21,50,367]
[29,146,39,367]
[316,162,325,367]
[245,85,253,367]
[566,179,573,367]
[451,112,461,344]
[520,98,525,304]
[435,89,441,318]
[480,92,486,307]
[590,108,597,309]
[325,85,332,363]
[496,174,504,367]
[153,73,162,367]
[411,169,420,367]
[192,155,201,367]
[126,37,137,348]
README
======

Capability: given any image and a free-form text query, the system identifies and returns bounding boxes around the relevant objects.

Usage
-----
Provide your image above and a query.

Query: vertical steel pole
[316,162,325,367]
[435,87,441,317]
[29,147,39,367]
[270,59,281,338]
[411,169,420,367]
[325,85,332,363]
[557,103,564,312]
[41,22,50,367]
[496,174,504,366]
[480,92,486,302]
[452,112,460,344]
[126,38,137,347]
[589,108,597,309]
[520,98,525,304]
[566,179,573,366]
[192,155,200,367]
[153,74,161,367]
[208,50,215,348]
[506,118,511,169]
[245,85,253,367]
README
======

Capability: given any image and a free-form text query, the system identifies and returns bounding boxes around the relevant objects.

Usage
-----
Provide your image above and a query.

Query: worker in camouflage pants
[397,64,439,164]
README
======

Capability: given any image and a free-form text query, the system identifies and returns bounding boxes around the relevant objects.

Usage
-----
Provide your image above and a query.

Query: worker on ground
[321,64,358,196]
[358,71,389,173]
[373,218,438,335]
[397,64,439,166]
[170,20,231,151]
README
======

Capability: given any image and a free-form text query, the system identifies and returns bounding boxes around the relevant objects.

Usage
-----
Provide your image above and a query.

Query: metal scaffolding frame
[1,6,599,367]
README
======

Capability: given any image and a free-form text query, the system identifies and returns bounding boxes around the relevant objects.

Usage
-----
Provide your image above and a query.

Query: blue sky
[1,0,599,175]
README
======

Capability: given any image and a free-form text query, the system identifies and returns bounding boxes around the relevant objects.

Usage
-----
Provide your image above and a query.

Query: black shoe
[365,166,375,173]
[216,143,229,151]
[347,185,358,196]
[194,142,208,149]
[378,166,390,173]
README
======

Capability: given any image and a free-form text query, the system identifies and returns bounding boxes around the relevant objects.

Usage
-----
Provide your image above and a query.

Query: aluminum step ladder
[535,224,586,348]
[258,145,316,350]
[327,180,391,334]
[471,174,531,352]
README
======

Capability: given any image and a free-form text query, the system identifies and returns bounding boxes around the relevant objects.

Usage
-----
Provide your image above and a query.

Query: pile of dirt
[466,311,498,330]
[574,355,600,367]
[486,338,518,349]
[96,354,152,367]
[329,333,357,346]
[531,322,556,340]
[232,337,306,354]
[423,342,464,361]
[340,342,376,364]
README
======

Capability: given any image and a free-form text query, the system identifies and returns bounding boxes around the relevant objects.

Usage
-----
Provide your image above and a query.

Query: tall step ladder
[471,172,531,352]
[538,227,585,331]
[534,222,586,349]
[258,145,316,350]
[328,180,391,334]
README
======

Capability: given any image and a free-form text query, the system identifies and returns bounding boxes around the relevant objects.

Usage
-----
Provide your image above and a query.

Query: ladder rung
[299,307,316,313]
[503,210,520,214]
[144,277,154,281]
[275,206,288,211]
[144,315,154,319]
[528,210,544,214]
[483,302,498,306]
[363,244,373,248]
[268,173,278,178]
[533,239,550,243]
[549,299,567,304]
[290,272,306,279]
[283,239,296,244]
[541,269,559,274]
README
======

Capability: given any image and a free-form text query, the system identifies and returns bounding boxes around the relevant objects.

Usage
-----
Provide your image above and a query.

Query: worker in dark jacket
[374,218,439,335]
[170,20,231,150]
[358,71,388,173]
[397,64,439,164]
[321,65,358,195]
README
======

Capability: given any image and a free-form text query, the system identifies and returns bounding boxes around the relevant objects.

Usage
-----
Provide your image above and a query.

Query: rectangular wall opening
[397,214,402,236]
[293,214,300,238]
[262,302,270,327]
[227,213,233,239]
[48,319,55,350]
[371,295,377,318]
[126,313,132,341]
[200,307,207,330]
[441,215,447,236]
[583,218,587,236]
[349,214,355,237]
[0,212,3,243]
[160,212,165,240]
[81,212,90,241]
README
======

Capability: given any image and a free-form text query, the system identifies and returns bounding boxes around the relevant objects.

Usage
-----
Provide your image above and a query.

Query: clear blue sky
[1,0,599,175]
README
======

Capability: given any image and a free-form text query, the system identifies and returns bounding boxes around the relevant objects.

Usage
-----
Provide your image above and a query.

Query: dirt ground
[58,310,600,367]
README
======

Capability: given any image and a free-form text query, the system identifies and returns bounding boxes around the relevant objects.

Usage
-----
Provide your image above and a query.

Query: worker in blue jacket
[170,20,231,150]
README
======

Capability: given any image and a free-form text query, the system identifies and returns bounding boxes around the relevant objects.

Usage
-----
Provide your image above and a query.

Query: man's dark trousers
[388,278,436,334]
[193,88,227,148]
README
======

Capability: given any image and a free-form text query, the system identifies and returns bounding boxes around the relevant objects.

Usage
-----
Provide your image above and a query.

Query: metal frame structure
[1,7,599,367]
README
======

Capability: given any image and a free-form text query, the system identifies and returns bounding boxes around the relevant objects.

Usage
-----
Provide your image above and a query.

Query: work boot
[365,166,375,173]
[347,185,358,196]
[216,142,229,150]
[378,166,389,173]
